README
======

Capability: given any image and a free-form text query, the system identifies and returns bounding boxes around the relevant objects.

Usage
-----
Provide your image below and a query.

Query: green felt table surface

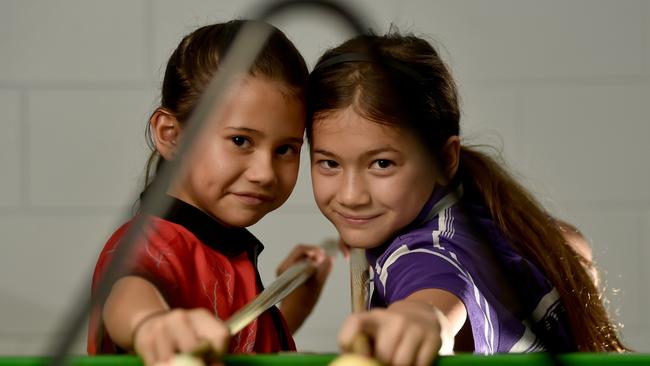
[0,353,648,366]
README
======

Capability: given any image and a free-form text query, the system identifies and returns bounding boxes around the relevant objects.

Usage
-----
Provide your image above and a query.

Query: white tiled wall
[0,0,149,83]
[0,214,119,354]
[0,91,23,207]
[28,89,155,208]
[396,0,647,81]
[1,0,648,356]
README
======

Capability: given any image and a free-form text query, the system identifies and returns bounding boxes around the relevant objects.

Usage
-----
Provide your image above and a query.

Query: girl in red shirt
[87,20,330,366]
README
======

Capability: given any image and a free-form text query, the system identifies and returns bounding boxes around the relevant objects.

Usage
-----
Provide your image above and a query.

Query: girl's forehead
[311,108,433,161]
[313,107,409,141]
[215,76,305,131]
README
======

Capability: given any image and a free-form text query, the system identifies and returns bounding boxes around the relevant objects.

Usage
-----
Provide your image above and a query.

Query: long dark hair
[307,33,625,352]
[142,20,308,194]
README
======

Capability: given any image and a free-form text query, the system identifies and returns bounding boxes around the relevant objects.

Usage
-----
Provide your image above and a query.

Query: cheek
[195,147,239,186]
[310,171,335,205]
[379,171,434,217]
[278,161,300,190]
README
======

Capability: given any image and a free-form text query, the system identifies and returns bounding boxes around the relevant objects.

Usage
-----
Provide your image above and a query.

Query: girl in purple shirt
[307,32,626,365]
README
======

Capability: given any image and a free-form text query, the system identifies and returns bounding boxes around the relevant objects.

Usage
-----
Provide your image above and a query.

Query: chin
[340,231,383,249]
[222,213,264,228]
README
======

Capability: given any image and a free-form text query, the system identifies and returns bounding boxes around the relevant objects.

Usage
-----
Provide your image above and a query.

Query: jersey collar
[365,183,463,268]
[161,196,264,261]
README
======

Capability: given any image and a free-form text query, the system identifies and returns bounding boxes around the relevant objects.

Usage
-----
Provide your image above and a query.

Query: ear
[149,108,181,160]
[436,135,461,185]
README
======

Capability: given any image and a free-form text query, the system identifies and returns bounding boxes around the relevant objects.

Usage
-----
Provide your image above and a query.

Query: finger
[189,309,230,355]
[152,326,174,364]
[136,336,157,366]
[338,312,381,355]
[305,246,325,262]
[167,312,200,354]
[415,332,442,366]
[317,252,333,271]
[373,313,406,364]
[133,320,157,366]
[391,325,424,366]
[314,256,333,284]
[306,247,334,274]
[276,244,308,276]
[337,314,365,353]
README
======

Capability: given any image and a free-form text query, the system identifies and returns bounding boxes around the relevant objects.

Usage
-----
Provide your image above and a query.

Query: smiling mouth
[336,211,381,225]
[233,192,272,205]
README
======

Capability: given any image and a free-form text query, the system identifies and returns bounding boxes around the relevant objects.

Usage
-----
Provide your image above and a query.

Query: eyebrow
[285,137,305,145]
[225,126,261,135]
[225,126,303,144]
[312,146,400,159]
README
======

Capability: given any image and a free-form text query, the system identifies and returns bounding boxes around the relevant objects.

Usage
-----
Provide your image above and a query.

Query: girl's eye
[231,136,250,147]
[372,159,394,169]
[318,160,340,169]
[276,145,298,156]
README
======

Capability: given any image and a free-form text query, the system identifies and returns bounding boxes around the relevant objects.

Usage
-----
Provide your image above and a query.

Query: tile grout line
[19,90,30,207]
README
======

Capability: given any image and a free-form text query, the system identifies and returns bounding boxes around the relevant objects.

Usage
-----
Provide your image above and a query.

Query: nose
[246,151,277,187]
[336,170,371,208]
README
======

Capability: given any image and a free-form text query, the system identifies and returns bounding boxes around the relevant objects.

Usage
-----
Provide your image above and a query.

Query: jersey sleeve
[380,240,473,305]
[93,218,187,302]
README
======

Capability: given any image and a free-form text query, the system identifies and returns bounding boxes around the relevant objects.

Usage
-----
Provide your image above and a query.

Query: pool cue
[349,248,372,355]
[191,239,338,357]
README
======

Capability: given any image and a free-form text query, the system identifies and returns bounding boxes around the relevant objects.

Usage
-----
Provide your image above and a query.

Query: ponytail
[458,146,626,352]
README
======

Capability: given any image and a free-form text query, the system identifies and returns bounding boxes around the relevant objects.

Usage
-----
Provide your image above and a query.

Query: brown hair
[143,20,308,192]
[307,33,625,352]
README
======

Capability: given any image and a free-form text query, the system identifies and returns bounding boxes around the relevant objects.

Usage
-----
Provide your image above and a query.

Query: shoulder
[378,232,464,274]
[375,225,469,285]
[378,206,468,263]
[146,216,193,242]
[373,232,475,305]
[98,216,201,262]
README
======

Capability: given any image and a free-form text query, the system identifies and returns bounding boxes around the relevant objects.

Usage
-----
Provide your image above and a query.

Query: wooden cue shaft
[190,239,337,357]
[225,259,314,334]
[349,248,372,355]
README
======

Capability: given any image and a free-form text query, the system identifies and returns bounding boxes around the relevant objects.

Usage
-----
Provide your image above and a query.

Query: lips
[336,211,380,225]
[233,191,273,205]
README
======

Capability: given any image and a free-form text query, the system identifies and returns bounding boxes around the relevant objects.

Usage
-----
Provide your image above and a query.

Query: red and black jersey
[87,197,295,355]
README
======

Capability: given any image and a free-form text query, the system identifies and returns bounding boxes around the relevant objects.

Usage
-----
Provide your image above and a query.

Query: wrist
[131,309,168,349]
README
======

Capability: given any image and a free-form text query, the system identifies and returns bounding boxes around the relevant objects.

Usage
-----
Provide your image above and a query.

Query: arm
[277,244,333,334]
[103,276,229,366]
[405,288,467,349]
[337,288,465,366]
[102,276,170,350]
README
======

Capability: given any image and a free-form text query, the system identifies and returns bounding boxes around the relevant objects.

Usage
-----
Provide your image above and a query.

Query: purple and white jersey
[365,184,576,354]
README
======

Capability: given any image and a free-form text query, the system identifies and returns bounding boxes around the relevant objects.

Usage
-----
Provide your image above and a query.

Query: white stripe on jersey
[378,244,410,288]
[367,265,375,309]
[509,323,538,352]
[507,288,560,352]
[377,243,496,353]
[432,209,446,249]
[483,296,495,353]
[532,288,560,322]
[424,185,464,222]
